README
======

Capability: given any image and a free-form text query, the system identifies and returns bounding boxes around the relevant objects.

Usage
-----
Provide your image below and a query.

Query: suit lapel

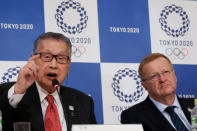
[178,97,193,123]
[60,86,82,131]
[143,97,176,130]
[19,83,45,131]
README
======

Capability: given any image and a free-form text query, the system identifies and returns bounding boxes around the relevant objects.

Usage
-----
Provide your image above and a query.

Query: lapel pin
[187,107,192,112]
[69,105,74,111]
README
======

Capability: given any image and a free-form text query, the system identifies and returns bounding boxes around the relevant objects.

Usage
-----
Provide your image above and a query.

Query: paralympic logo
[72,45,86,57]
[159,4,190,37]
[111,68,144,103]
[0,66,21,84]
[165,48,188,60]
[55,0,88,34]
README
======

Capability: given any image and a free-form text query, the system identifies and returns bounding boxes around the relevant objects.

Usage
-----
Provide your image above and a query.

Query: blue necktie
[165,106,189,131]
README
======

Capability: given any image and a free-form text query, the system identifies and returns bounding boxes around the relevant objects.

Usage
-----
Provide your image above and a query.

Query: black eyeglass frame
[34,52,70,64]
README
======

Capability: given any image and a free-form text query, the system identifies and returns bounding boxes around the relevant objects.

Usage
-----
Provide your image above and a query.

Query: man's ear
[141,81,147,90]
[67,59,71,70]
[30,54,33,57]
[68,58,71,63]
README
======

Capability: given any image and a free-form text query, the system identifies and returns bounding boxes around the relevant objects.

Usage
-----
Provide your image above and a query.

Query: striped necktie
[165,106,188,131]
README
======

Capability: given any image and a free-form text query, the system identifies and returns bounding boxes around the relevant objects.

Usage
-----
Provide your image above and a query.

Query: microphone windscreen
[52,79,60,89]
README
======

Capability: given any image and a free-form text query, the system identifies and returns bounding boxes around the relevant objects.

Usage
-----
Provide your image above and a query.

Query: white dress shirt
[149,96,191,131]
[8,82,67,131]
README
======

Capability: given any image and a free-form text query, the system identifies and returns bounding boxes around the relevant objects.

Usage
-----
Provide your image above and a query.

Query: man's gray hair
[33,32,72,57]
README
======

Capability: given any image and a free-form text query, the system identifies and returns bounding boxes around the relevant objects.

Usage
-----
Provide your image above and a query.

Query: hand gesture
[14,55,40,94]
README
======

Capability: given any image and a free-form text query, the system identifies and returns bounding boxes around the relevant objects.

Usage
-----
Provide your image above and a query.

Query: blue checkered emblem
[1,66,21,84]
[55,0,88,34]
[159,4,190,37]
[111,68,144,103]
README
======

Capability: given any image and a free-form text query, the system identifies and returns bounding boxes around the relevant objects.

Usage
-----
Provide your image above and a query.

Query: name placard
[72,124,143,131]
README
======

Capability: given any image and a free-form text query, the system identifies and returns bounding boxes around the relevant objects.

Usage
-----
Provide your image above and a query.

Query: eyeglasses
[142,69,173,81]
[34,52,70,64]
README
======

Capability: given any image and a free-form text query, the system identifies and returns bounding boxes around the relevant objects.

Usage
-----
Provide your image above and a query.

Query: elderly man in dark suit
[121,53,193,131]
[0,32,96,131]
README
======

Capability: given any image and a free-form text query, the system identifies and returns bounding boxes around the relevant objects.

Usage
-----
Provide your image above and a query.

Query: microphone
[52,78,60,89]
[51,79,67,124]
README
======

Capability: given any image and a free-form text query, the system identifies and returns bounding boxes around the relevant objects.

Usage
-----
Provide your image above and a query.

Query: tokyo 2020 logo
[0,66,21,84]
[55,0,88,34]
[111,68,144,103]
[159,4,190,37]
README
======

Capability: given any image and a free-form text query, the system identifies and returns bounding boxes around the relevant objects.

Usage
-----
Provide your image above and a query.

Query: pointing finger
[28,54,40,61]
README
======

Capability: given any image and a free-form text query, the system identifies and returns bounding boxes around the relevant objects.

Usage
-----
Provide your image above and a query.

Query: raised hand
[14,55,40,94]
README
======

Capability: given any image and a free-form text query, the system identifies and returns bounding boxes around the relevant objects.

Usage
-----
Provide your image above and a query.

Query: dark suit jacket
[121,96,194,131]
[0,82,97,131]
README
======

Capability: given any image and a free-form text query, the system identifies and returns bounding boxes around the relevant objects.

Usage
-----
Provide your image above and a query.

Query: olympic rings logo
[165,48,188,60]
[72,45,86,57]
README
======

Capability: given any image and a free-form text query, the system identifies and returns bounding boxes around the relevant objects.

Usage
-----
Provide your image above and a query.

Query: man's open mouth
[47,73,57,77]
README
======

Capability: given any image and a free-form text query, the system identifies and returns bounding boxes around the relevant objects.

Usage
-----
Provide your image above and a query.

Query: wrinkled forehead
[146,57,173,70]
[37,39,69,54]
[36,38,68,48]
[141,57,173,74]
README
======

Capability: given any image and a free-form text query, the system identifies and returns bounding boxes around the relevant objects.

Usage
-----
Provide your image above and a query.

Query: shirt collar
[149,95,182,113]
[35,81,59,104]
